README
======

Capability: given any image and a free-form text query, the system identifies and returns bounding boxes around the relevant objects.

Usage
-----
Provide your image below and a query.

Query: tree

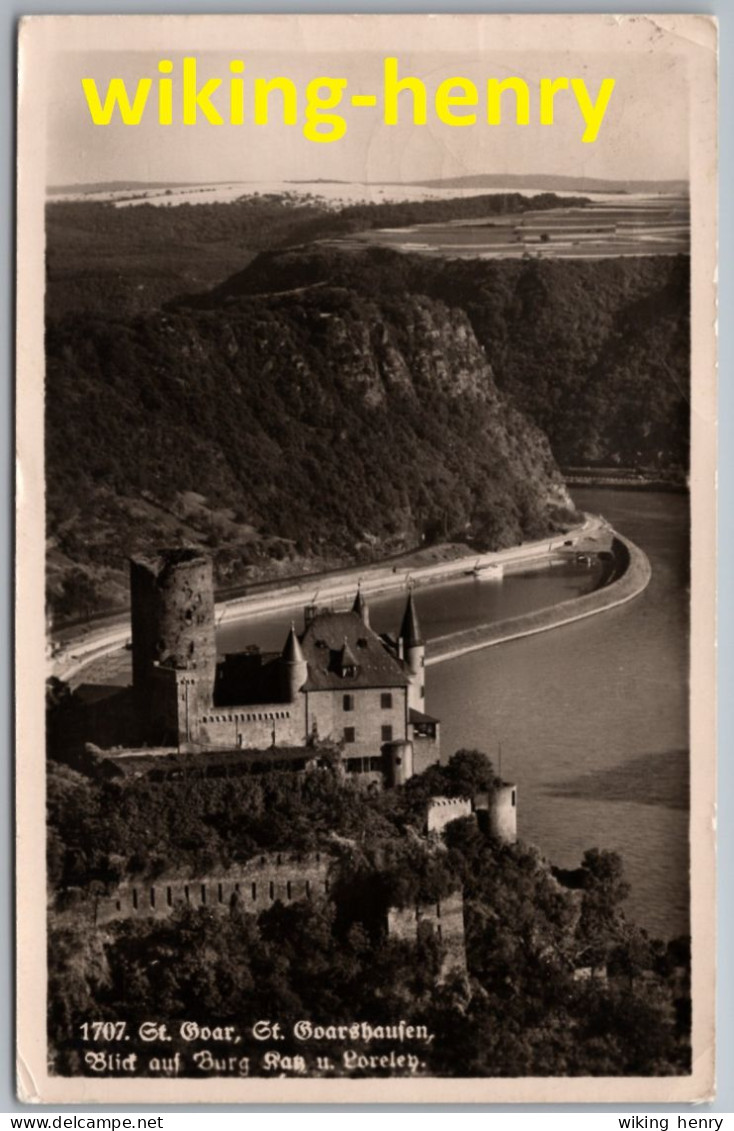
[575,848,631,971]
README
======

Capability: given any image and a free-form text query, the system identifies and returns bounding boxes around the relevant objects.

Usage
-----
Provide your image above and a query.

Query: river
[218,488,690,939]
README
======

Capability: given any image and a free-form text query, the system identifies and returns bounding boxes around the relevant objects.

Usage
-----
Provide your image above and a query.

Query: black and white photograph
[16,13,717,1104]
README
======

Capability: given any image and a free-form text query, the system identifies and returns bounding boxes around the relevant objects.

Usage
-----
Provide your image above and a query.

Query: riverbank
[426,533,651,666]
[561,467,687,492]
[51,515,609,683]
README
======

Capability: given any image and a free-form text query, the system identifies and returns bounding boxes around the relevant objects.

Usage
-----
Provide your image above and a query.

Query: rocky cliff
[206,245,690,472]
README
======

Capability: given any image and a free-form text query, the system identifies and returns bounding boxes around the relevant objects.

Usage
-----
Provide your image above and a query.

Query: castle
[129,548,441,784]
[59,547,518,980]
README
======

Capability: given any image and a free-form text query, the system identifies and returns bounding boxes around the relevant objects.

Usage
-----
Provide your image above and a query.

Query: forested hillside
[46,192,578,319]
[48,752,691,1078]
[46,284,571,620]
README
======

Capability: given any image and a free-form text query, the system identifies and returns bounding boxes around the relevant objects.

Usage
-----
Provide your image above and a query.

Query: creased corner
[17,1051,42,1104]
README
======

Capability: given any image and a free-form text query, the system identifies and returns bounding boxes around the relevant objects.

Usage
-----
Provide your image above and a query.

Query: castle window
[381,725,393,742]
[512,790,517,807]
[343,694,354,712]
[252,883,257,901]
[166,887,173,907]
[286,881,292,900]
[269,882,275,901]
[150,887,156,908]
[132,889,138,910]
[420,686,425,699]
[115,900,121,912]
[184,885,190,904]
[218,883,224,903]
[201,884,207,905]
[343,726,356,743]
[380,693,393,709]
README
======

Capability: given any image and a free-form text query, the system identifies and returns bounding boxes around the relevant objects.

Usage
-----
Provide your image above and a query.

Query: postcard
[16,13,717,1103]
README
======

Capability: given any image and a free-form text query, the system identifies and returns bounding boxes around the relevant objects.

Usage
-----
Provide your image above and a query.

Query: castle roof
[408,707,440,725]
[300,610,409,691]
[399,593,424,647]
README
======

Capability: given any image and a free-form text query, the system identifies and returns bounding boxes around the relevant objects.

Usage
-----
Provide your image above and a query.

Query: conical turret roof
[282,623,306,664]
[352,588,370,626]
[399,592,424,647]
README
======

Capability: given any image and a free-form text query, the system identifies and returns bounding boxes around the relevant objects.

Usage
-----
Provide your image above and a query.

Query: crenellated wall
[426,796,473,835]
[197,701,307,749]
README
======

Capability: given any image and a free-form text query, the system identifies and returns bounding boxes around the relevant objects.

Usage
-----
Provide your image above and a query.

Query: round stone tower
[487,783,518,844]
[384,739,414,787]
[130,549,217,741]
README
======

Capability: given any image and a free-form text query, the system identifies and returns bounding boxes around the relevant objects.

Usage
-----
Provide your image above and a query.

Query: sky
[44,38,691,188]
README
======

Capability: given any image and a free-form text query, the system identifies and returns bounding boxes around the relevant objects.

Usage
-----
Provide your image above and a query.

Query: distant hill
[411,173,688,195]
[48,174,689,198]
[46,179,246,195]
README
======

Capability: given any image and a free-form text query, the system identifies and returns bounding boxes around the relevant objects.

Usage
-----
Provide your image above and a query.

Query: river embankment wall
[52,516,606,681]
[426,534,651,667]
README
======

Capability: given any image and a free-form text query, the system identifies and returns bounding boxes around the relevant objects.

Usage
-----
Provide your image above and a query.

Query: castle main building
[130,549,440,784]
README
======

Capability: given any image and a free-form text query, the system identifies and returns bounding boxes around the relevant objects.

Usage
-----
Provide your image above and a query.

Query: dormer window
[338,638,359,679]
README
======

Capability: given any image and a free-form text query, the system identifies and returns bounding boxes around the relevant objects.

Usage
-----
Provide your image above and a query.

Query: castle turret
[130,549,217,744]
[280,623,308,701]
[383,739,414,787]
[399,592,425,712]
[352,588,370,628]
[475,783,518,844]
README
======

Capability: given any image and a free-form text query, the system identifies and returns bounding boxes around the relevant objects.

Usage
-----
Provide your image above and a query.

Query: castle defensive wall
[93,852,332,927]
[387,891,467,979]
[92,854,470,986]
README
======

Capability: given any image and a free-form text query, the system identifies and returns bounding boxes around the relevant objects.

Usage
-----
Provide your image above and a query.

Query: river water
[219,489,690,938]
